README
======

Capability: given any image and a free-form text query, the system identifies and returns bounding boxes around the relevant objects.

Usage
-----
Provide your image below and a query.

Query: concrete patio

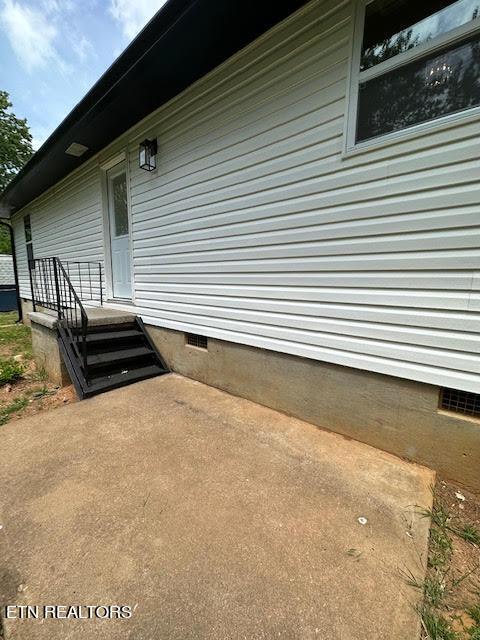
[0,374,433,639]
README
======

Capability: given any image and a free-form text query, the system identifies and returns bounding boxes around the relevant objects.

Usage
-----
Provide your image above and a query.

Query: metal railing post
[28,259,36,312]
[52,258,62,320]
[99,263,103,306]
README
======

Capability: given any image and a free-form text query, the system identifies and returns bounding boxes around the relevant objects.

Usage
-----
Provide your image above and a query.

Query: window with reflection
[353,0,480,143]
[111,172,128,237]
[24,214,32,244]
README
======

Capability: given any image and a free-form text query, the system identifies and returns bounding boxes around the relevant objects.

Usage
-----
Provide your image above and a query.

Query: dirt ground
[420,479,480,639]
[0,311,76,425]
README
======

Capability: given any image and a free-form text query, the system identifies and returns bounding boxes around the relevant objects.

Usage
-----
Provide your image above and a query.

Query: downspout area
[0,218,23,323]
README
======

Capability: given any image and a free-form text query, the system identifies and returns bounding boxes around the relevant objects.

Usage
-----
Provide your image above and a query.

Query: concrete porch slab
[28,307,135,329]
[84,306,136,326]
[0,374,434,640]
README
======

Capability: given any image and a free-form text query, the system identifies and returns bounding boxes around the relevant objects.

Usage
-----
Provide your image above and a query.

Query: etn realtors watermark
[4,604,133,619]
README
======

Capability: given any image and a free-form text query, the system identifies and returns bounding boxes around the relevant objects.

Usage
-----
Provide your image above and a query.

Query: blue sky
[0,0,168,150]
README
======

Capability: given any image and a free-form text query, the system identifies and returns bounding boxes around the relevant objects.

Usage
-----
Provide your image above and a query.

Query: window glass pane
[357,35,480,142]
[111,172,128,237]
[24,214,32,243]
[361,0,480,70]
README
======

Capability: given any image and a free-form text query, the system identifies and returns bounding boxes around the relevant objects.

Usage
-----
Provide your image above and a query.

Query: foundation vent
[440,388,480,418]
[186,333,208,350]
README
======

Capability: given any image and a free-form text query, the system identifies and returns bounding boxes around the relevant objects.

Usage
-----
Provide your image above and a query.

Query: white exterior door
[107,163,132,299]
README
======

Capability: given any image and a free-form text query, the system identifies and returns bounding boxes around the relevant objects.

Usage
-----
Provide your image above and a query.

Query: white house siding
[12,0,480,393]
[13,163,105,301]
[12,216,29,298]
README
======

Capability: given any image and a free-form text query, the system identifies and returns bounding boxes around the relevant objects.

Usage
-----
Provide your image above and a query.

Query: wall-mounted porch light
[139,138,157,171]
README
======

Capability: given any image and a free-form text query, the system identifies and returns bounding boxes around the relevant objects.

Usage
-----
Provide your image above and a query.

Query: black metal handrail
[29,257,103,310]
[63,261,103,306]
[29,257,99,383]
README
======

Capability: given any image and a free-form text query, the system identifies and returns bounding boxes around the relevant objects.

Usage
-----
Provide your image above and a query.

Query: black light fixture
[139,138,157,171]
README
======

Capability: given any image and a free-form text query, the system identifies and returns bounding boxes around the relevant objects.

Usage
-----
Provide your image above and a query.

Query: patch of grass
[422,610,459,640]
[463,605,480,640]
[28,384,55,399]
[458,526,480,546]
[30,366,48,383]
[421,504,480,548]
[424,576,447,609]
[0,311,19,326]
[468,607,480,626]
[0,357,24,385]
[429,527,453,568]
[0,321,32,359]
[422,503,452,531]
[414,492,480,639]
[0,396,28,425]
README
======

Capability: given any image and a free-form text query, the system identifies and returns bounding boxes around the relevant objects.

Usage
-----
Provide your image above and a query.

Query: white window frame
[345,0,480,154]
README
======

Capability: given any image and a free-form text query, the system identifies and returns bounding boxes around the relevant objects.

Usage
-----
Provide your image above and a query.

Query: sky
[0,0,168,150]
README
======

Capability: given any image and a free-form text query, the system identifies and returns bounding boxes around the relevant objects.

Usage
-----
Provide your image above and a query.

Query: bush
[0,357,24,385]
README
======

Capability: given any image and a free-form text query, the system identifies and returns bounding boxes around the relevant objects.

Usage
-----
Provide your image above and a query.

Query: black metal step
[87,345,154,367]
[58,314,169,399]
[72,322,137,336]
[85,328,143,343]
[85,364,167,397]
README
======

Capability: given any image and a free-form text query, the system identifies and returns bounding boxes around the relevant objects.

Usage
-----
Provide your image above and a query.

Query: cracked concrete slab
[0,374,434,639]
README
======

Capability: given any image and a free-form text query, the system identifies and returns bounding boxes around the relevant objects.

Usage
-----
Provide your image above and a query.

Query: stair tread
[87,364,167,393]
[87,345,153,366]
[58,314,169,399]
[86,328,142,342]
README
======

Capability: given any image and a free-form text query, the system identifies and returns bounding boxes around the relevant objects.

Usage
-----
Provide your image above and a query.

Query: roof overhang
[0,0,308,217]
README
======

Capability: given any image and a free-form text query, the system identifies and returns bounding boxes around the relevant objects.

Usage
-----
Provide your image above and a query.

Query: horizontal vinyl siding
[12,164,104,301]
[11,0,480,393]
[127,0,480,393]
[12,215,29,299]
[32,165,103,262]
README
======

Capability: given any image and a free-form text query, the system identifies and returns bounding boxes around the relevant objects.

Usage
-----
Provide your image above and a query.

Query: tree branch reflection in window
[357,36,480,141]
[361,0,480,70]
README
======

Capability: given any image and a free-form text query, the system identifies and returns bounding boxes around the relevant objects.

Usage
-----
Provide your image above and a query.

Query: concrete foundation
[20,298,33,325]
[29,312,70,387]
[147,325,480,493]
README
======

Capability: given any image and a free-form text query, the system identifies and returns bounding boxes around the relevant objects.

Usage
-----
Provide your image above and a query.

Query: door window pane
[24,214,32,243]
[357,35,480,141]
[361,0,480,70]
[111,172,128,237]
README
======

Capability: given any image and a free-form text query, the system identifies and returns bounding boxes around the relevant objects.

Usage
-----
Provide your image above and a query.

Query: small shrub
[0,357,24,385]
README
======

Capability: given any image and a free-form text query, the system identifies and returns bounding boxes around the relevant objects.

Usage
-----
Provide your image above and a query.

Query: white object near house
[0,0,479,488]
[0,255,14,286]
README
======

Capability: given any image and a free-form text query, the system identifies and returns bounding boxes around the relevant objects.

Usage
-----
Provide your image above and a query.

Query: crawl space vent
[186,333,208,350]
[440,388,480,418]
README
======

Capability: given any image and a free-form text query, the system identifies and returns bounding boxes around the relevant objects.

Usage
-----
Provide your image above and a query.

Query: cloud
[72,34,95,63]
[31,135,46,151]
[0,0,67,73]
[42,0,74,12]
[30,123,53,150]
[109,0,168,40]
